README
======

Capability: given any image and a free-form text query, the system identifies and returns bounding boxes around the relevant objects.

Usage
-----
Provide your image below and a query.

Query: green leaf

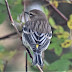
[53,25,64,34]
[49,17,56,28]
[49,36,63,56]
[51,36,64,44]
[54,46,62,56]
[42,6,49,16]
[61,52,72,60]
[48,43,56,50]
[48,59,71,71]
[57,38,64,45]
[51,36,58,42]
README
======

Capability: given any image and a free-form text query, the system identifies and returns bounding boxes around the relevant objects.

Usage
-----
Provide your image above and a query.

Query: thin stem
[0,30,22,40]
[26,51,27,72]
[5,0,13,22]
[36,65,43,72]
[26,48,33,59]
[45,0,68,21]
[23,0,28,72]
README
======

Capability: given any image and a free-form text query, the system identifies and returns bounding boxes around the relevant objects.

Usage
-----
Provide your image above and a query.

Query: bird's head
[25,9,47,20]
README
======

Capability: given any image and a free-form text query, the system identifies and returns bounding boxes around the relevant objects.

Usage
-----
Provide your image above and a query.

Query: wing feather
[22,21,52,52]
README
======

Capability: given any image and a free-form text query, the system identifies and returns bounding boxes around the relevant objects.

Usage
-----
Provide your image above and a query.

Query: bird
[22,9,52,66]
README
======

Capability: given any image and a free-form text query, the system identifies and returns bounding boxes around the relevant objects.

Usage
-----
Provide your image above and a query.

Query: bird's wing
[22,21,52,52]
[38,31,52,52]
[22,22,37,52]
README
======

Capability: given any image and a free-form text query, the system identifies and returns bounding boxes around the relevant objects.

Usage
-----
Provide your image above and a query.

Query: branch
[36,65,43,72]
[45,0,68,21]
[5,0,21,39]
[23,0,28,72]
[0,30,22,40]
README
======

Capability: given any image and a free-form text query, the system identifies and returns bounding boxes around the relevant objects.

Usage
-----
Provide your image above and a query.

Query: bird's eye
[29,13,33,17]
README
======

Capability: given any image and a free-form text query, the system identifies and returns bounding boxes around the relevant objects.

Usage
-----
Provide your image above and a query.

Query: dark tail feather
[38,53,43,66]
[33,52,43,66]
[33,52,37,65]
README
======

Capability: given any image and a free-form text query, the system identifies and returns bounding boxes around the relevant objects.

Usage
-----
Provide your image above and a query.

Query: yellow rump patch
[36,44,39,48]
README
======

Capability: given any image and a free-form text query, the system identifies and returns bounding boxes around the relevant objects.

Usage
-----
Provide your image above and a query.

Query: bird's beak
[24,12,29,15]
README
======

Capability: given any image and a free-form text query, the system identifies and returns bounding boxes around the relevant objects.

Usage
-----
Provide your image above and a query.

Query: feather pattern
[22,11,52,66]
[22,24,52,52]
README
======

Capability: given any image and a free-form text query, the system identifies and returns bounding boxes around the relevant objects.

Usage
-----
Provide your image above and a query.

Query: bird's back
[25,18,51,34]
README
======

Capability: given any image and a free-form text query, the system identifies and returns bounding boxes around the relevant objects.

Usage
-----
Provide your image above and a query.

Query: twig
[26,51,27,72]
[0,30,22,40]
[5,0,22,39]
[45,0,68,21]
[36,65,43,72]
[3,60,8,72]
[25,48,33,59]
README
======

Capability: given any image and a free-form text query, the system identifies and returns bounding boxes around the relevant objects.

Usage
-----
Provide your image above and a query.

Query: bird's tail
[33,52,43,66]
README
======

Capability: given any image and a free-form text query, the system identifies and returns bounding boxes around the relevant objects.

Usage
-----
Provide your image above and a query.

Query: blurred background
[0,0,72,72]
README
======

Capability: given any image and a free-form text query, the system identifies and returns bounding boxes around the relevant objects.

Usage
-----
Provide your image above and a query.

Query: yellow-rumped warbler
[22,9,52,66]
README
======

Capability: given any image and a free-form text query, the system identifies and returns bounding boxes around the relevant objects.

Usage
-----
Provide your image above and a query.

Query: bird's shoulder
[24,19,51,33]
